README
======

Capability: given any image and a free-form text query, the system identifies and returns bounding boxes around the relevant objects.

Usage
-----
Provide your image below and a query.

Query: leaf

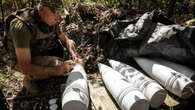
[2,0,6,4]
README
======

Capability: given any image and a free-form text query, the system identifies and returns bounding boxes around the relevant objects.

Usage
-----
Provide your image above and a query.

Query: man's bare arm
[58,33,84,64]
[58,33,77,58]
[15,48,74,76]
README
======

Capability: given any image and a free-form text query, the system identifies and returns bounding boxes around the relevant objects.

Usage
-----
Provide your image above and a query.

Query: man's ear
[37,5,46,22]
[38,5,45,12]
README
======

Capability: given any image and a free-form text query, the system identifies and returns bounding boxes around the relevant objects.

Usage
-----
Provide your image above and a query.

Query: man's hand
[58,60,75,75]
[70,53,78,61]
[73,57,84,65]
[67,39,84,65]
[67,39,78,59]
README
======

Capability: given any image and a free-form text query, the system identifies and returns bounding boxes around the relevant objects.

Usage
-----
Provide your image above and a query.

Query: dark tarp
[99,11,195,66]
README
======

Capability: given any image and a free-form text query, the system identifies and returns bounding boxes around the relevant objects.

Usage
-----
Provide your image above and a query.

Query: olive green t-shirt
[6,10,65,68]
[7,18,33,48]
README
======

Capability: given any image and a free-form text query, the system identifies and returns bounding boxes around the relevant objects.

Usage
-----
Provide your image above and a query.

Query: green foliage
[1,0,11,5]
[1,0,5,4]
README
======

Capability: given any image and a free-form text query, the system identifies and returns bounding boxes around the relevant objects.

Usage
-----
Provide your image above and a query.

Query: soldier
[5,0,83,95]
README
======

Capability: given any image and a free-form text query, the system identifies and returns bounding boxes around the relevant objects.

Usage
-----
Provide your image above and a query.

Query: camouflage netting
[60,2,142,73]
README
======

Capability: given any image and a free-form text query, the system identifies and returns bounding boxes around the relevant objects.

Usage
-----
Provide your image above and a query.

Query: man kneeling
[5,0,83,95]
